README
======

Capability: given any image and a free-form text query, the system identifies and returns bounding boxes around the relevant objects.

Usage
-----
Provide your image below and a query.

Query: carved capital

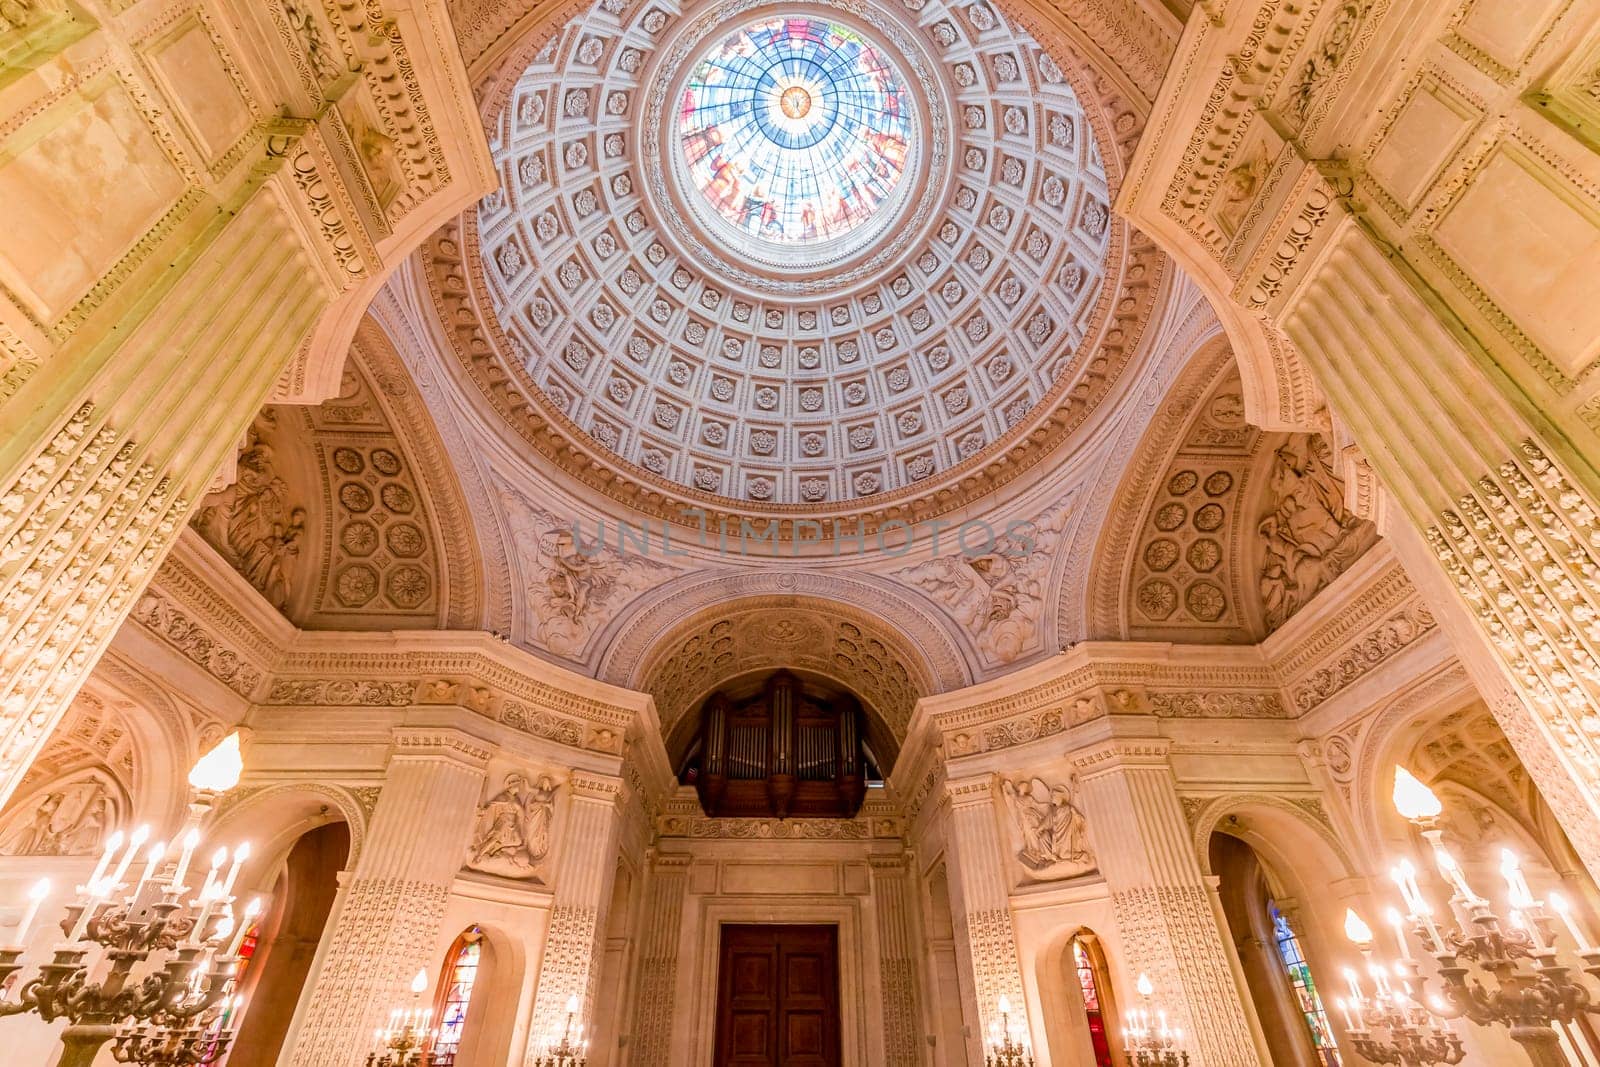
[389,728,494,766]
[945,774,996,808]
[568,769,625,804]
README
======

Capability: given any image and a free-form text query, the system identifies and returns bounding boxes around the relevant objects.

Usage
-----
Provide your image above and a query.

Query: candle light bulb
[1393,766,1442,820]
[14,878,49,944]
[1136,973,1154,997]
[1343,909,1374,945]
[89,830,124,887]
[189,732,244,793]
[997,994,1010,1016]
[411,969,428,995]
[565,993,580,1014]
[171,828,201,889]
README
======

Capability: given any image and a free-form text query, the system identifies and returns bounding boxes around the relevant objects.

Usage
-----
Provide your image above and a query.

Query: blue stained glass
[678,16,912,245]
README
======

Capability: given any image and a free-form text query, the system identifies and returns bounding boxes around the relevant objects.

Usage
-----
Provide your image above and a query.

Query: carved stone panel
[463,772,558,881]
[1000,775,1096,882]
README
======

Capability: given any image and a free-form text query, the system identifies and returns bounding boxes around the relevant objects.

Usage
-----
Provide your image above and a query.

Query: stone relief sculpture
[498,484,674,657]
[1258,435,1376,632]
[894,497,1070,665]
[465,773,558,880]
[1000,776,1096,880]
[0,778,116,856]
[193,416,306,611]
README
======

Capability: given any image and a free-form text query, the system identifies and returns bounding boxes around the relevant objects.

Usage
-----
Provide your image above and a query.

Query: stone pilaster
[1072,740,1262,1067]
[942,775,1025,1063]
[624,852,691,1067]
[869,854,923,1067]
[527,770,626,1061]
[283,729,490,1067]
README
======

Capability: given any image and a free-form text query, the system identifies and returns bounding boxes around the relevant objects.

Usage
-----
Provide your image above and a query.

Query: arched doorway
[227,821,350,1067]
[1210,833,1342,1067]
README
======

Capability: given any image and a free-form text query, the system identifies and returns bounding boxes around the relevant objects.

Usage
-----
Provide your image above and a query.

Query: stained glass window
[433,928,483,1065]
[218,921,260,1031]
[677,16,912,246]
[1269,901,1343,1067]
[1071,937,1115,1067]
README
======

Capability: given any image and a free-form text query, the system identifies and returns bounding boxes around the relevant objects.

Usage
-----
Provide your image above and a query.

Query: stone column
[1073,740,1262,1067]
[869,853,924,1067]
[624,852,691,1067]
[0,0,491,810]
[282,729,490,1067]
[942,775,1026,1065]
[1277,214,1600,879]
[526,770,626,1061]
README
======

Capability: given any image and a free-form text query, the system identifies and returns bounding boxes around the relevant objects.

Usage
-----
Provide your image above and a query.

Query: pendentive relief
[464,771,558,881]
[193,415,307,612]
[1000,775,1096,881]
[1257,434,1376,633]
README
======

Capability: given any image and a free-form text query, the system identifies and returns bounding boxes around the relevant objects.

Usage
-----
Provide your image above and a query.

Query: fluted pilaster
[526,770,626,1061]
[283,729,491,1067]
[870,854,923,1067]
[942,775,1025,1061]
[624,853,692,1067]
[1073,742,1261,1067]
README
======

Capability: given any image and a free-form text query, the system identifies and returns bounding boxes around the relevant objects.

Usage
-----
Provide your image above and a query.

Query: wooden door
[714,924,841,1066]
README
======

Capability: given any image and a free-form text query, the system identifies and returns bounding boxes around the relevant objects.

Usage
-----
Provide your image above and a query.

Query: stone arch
[1190,792,1360,1046]
[614,585,960,770]
[1189,794,1357,891]
[1081,332,1236,640]
[92,653,210,833]
[350,317,493,630]
[1082,324,1377,643]
[207,781,372,876]
[1347,662,1478,860]
[193,319,489,632]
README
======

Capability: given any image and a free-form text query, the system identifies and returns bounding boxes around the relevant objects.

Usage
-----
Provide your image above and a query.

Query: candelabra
[0,733,252,1067]
[531,995,589,1067]
[1339,766,1600,1067]
[1122,974,1190,1067]
[366,969,439,1067]
[985,995,1033,1067]
[1335,912,1464,1066]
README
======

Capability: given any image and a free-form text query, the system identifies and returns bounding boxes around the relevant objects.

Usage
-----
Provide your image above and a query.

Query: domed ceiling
[473,0,1127,508]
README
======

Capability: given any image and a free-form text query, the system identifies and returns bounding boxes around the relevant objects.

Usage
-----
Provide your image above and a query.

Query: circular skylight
[677,17,913,249]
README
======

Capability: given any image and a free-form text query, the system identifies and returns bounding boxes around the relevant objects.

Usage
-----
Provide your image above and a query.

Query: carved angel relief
[193,416,306,612]
[0,778,117,856]
[1257,435,1376,632]
[464,773,557,881]
[498,485,674,656]
[1001,776,1096,881]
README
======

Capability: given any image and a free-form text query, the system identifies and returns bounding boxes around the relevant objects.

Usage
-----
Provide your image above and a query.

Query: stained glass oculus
[677,17,913,247]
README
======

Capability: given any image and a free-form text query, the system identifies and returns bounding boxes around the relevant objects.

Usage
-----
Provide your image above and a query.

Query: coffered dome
[474,0,1122,509]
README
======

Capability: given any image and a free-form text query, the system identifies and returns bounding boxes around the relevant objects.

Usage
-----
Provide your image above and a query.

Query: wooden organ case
[691,672,868,819]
